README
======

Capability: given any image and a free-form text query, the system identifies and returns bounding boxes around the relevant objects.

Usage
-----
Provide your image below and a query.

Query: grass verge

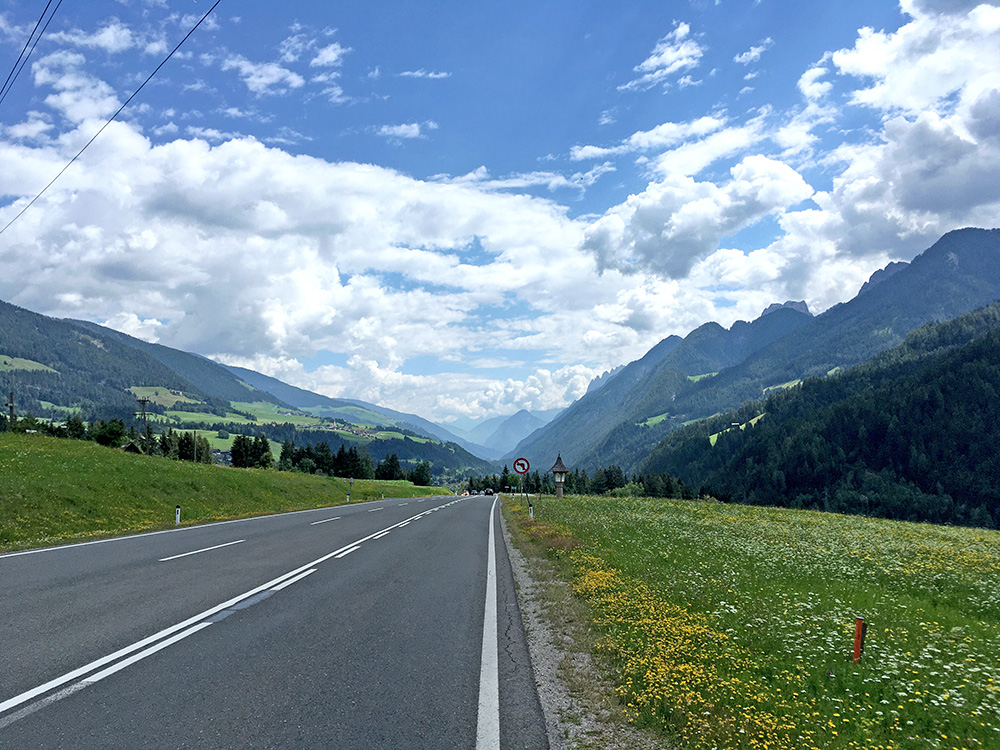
[501,496,672,750]
[503,493,1000,750]
[0,432,449,552]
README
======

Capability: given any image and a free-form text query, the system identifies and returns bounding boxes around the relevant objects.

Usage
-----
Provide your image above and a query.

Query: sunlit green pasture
[0,432,450,552]
[303,404,388,424]
[374,430,430,443]
[38,401,75,416]
[763,378,803,396]
[708,413,765,445]
[505,494,1000,750]
[163,409,257,424]
[159,402,316,427]
[230,401,324,427]
[129,386,198,408]
[0,354,57,373]
[204,433,232,450]
[641,413,670,427]
[142,398,326,428]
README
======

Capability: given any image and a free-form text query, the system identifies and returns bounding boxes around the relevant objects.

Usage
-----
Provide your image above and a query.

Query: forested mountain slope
[70,320,286,407]
[654,302,813,376]
[505,328,688,467]
[642,303,1000,527]
[510,304,813,468]
[514,227,1000,473]
[225,364,486,457]
[670,228,1000,420]
[0,300,204,419]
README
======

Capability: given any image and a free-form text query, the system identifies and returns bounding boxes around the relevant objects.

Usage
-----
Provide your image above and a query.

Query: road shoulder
[499,511,671,750]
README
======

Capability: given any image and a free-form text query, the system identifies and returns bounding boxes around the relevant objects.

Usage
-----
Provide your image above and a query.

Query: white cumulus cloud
[311,42,351,67]
[583,155,814,279]
[734,37,774,65]
[618,22,704,92]
[221,55,306,95]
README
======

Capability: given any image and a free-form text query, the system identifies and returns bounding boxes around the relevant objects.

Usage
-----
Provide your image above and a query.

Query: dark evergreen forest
[643,303,1000,528]
[0,300,211,419]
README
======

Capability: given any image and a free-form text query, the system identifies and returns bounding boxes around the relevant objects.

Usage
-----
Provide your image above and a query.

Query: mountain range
[3,227,999,483]
[509,227,1000,474]
[0,298,546,465]
[0,302,495,474]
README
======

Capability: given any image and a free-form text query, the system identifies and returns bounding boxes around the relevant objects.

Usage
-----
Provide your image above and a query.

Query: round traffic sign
[513,457,530,474]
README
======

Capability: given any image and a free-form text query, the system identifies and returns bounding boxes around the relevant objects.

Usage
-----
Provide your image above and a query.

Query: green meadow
[0,354,57,373]
[504,494,1000,750]
[129,385,200,408]
[128,390,330,429]
[229,401,324,427]
[158,400,326,427]
[708,413,765,445]
[762,378,803,396]
[0,432,449,552]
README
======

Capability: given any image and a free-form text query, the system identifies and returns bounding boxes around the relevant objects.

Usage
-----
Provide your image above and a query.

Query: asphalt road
[0,494,548,749]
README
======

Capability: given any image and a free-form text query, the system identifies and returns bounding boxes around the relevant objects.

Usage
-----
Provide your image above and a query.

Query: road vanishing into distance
[0,494,548,749]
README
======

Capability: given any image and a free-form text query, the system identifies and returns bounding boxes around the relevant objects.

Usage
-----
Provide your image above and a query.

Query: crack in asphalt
[503,603,519,664]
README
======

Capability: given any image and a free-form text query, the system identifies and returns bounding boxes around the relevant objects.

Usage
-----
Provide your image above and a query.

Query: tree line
[145,420,487,477]
[1,412,434,485]
[468,463,694,499]
[1,413,217,464]
[276,439,433,485]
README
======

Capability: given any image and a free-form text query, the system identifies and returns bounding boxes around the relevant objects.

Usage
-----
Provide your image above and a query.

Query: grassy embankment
[0,432,450,552]
[504,494,1000,750]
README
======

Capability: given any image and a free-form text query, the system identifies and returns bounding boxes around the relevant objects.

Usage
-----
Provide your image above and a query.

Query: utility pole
[136,396,150,426]
[137,396,151,453]
[5,391,14,429]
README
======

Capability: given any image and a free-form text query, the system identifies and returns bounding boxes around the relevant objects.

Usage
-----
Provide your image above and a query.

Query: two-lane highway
[0,494,548,748]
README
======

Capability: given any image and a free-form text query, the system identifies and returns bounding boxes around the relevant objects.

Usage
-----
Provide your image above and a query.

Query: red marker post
[852,617,867,664]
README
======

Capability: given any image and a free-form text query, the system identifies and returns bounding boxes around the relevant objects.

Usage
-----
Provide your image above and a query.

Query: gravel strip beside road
[500,513,672,750]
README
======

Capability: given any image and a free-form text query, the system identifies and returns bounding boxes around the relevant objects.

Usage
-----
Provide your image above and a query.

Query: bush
[608,481,644,498]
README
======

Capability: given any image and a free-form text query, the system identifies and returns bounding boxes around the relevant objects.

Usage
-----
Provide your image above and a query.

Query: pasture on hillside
[505,494,1000,750]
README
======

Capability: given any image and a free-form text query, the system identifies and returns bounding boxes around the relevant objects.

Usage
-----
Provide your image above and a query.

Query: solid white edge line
[476,495,500,750]
[270,568,316,591]
[0,496,465,716]
[0,505,340,559]
[0,496,453,560]
[159,539,244,562]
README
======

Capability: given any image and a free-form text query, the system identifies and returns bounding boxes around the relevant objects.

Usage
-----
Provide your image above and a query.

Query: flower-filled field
[505,495,1000,749]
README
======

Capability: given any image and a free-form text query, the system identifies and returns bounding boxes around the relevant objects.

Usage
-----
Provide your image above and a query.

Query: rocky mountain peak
[761,300,811,317]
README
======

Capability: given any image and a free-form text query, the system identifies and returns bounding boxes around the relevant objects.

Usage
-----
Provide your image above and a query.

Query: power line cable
[0,0,59,106]
[0,0,53,102]
[0,0,223,238]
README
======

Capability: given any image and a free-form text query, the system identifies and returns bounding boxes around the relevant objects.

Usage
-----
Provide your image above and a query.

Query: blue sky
[1,1,999,424]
